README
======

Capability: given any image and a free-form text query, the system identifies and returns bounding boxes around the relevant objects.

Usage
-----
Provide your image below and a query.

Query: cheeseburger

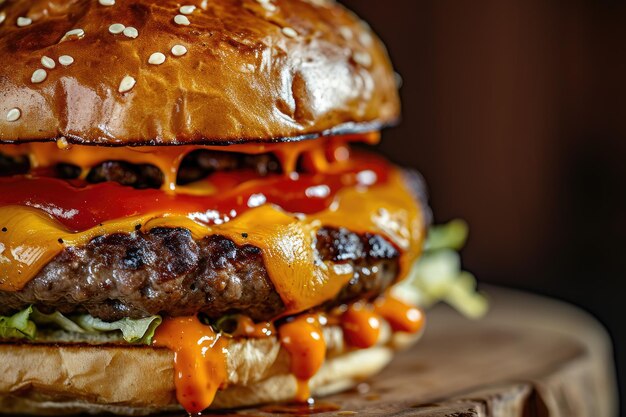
[0,0,484,415]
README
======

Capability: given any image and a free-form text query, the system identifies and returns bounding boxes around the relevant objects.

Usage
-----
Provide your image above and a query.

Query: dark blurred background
[340,0,626,411]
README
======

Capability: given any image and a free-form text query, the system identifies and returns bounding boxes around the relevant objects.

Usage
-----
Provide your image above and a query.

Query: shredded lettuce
[394,220,488,319]
[0,307,161,345]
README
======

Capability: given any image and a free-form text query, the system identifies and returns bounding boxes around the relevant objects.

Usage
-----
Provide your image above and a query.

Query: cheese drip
[0,169,424,316]
[0,133,380,191]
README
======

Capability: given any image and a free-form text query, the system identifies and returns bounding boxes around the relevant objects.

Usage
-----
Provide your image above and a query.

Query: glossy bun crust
[0,0,400,145]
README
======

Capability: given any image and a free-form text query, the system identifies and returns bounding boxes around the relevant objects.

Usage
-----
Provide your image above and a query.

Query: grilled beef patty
[0,148,429,323]
[0,227,400,322]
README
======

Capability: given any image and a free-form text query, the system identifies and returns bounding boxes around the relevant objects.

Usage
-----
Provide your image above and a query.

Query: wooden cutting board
[176,287,617,417]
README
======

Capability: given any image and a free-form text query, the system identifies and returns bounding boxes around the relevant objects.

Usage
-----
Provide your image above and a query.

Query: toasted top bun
[0,0,400,146]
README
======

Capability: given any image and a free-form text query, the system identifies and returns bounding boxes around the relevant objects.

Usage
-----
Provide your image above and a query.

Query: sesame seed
[31,69,47,84]
[17,17,32,27]
[174,14,190,25]
[6,108,21,122]
[56,137,70,150]
[359,32,373,47]
[123,26,138,38]
[282,27,298,38]
[352,51,372,67]
[0,12,6,25]
[98,0,115,5]
[260,1,276,12]
[58,55,74,66]
[118,75,136,93]
[68,28,84,36]
[171,44,187,56]
[41,56,56,69]
[339,27,353,40]
[61,28,85,41]
[108,23,125,34]
[148,52,166,65]
[179,5,196,15]
[394,72,403,89]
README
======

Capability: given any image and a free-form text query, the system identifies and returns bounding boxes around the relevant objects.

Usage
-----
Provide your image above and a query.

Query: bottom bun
[0,324,421,416]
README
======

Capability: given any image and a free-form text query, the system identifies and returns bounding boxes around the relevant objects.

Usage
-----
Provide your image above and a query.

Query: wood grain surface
[160,287,617,417]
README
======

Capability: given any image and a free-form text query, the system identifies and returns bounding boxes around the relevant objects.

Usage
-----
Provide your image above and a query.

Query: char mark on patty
[0,227,400,322]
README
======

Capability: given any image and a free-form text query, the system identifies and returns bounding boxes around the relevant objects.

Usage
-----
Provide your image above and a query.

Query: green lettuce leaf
[394,220,488,319]
[0,307,161,345]
[424,219,469,251]
[74,315,162,345]
[0,306,36,339]
[30,309,85,333]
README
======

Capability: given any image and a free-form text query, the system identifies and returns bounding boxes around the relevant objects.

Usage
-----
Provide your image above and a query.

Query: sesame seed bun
[0,323,421,415]
[0,0,400,146]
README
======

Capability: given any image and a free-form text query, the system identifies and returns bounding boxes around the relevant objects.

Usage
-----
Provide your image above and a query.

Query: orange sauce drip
[152,316,227,414]
[341,304,382,349]
[279,315,327,402]
[374,297,426,334]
